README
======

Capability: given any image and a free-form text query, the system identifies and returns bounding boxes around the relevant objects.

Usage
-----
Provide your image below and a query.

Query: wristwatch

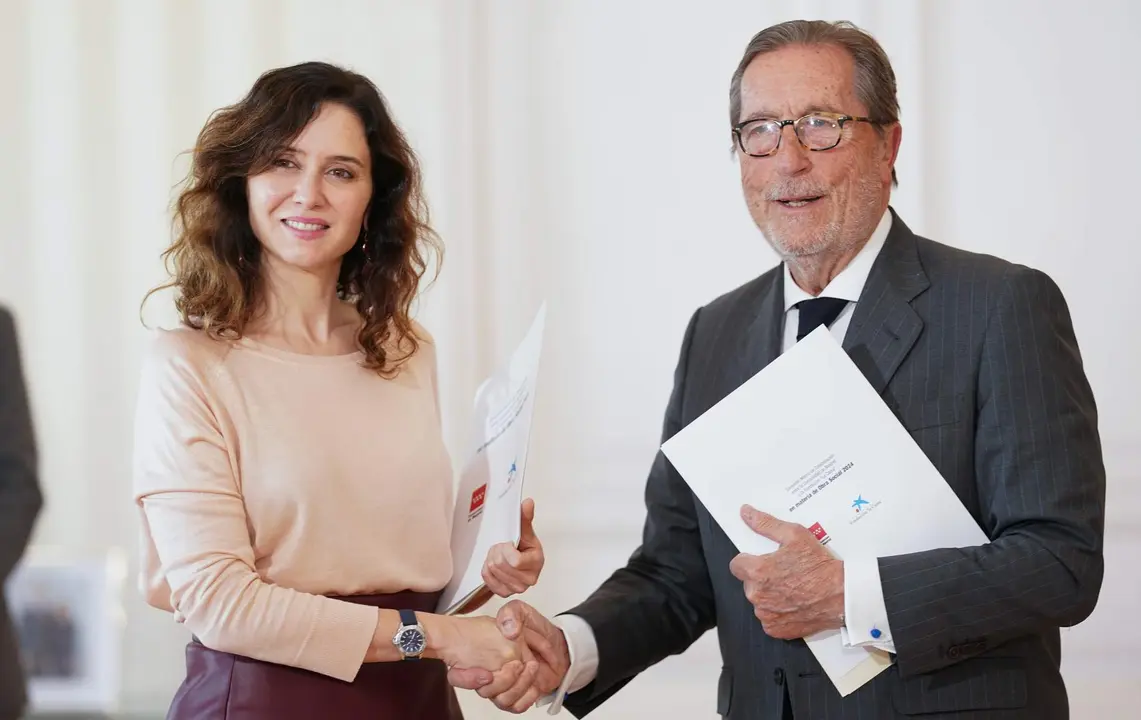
[392,609,427,660]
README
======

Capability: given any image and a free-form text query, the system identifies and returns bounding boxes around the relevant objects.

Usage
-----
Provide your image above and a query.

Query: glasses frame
[732,112,878,157]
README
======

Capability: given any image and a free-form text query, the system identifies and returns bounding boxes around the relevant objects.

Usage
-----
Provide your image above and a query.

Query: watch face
[398,628,425,656]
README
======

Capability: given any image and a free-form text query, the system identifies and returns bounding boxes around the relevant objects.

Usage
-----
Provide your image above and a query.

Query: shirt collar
[782,207,892,312]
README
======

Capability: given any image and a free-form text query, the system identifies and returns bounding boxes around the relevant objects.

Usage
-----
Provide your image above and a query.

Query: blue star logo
[852,495,869,512]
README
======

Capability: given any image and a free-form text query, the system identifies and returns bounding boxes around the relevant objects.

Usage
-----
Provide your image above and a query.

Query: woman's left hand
[481,498,544,597]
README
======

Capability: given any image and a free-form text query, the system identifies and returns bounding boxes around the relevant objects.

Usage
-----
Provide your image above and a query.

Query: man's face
[736,43,900,259]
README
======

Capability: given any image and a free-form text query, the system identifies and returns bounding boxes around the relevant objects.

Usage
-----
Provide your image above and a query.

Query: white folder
[660,326,989,695]
[436,304,546,615]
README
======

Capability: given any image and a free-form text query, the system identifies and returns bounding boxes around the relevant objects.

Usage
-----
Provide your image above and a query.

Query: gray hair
[729,20,900,186]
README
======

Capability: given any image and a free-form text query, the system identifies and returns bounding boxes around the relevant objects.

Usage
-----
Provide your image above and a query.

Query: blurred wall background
[1,0,1138,717]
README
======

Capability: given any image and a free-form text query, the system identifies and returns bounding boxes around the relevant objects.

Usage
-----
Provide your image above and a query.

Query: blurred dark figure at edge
[0,305,45,720]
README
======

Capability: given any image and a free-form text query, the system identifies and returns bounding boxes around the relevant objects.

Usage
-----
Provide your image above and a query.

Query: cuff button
[870,627,882,639]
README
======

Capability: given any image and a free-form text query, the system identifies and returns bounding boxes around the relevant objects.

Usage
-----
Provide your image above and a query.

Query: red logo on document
[468,483,487,521]
[808,522,831,546]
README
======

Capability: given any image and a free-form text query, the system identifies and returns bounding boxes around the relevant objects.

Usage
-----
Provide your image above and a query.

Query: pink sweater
[132,326,455,682]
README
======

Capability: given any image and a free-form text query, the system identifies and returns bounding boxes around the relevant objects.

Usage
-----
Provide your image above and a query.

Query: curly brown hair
[145,61,441,376]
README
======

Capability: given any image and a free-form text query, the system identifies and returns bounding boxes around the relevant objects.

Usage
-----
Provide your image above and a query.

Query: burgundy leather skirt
[166,590,463,719]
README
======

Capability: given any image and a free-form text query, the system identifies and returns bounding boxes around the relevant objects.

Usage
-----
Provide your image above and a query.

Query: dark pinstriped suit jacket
[563,209,1105,719]
[0,306,43,720]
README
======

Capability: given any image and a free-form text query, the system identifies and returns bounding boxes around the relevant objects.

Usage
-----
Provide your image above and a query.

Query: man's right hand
[448,600,571,714]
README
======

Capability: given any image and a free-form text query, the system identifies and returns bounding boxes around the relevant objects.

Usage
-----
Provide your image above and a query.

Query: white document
[436,304,546,615]
[660,326,989,696]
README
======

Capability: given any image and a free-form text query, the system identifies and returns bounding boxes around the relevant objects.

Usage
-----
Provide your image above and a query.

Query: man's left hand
[728,504,845,640]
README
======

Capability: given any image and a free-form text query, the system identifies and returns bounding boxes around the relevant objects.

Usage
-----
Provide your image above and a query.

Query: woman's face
[246,102,373,277]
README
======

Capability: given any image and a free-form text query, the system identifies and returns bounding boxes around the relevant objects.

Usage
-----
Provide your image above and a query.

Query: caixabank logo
[848,494,882,525]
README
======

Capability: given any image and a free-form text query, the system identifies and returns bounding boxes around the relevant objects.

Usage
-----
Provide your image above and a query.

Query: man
[0,305,43,720]
[453,19,1105,719]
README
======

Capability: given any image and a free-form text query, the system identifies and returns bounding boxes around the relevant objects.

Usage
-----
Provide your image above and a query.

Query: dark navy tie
[796,297,849,341]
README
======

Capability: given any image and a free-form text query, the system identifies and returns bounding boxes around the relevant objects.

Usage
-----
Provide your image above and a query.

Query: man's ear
[886,123,902,167]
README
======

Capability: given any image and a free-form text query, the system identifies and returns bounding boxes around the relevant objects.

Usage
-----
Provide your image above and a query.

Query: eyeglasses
[732,112,877,157]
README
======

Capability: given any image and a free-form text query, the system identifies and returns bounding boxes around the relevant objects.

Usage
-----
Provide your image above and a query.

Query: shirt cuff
[535,614,600,714]
[840,556,897,654]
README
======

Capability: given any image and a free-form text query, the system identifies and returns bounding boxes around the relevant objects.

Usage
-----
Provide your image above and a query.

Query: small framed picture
[4,547,127,715]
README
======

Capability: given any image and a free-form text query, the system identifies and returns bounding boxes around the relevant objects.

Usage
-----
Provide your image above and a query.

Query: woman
[133,61,545,718]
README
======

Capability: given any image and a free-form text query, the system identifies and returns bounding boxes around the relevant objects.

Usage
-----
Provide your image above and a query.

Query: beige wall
[1,0,1138,717]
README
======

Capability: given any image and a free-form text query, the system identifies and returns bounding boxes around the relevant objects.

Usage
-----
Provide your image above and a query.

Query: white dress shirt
[540,209,897,714]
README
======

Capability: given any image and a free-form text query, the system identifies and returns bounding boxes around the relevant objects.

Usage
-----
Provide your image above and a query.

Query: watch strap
[399,608,418,627]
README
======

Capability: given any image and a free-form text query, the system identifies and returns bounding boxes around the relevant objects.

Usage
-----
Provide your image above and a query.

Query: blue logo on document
[848,494,881,526]
[497,459,519,500]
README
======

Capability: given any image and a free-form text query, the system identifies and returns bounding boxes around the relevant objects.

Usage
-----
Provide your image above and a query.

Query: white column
[25,0,90,550]
[198,0,270,107]
[858,0,929,232]
[419,0,488,459]
[0,0,32,306]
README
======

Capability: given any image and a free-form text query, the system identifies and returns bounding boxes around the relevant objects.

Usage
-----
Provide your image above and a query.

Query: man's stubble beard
[757,173,885,262]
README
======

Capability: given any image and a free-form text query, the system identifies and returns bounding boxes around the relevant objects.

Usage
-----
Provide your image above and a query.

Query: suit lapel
[731,270,784,390]
[842,208,930,395]
[699,268,784,410]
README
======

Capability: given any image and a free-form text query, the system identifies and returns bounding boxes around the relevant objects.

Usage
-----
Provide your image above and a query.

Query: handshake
[441,600,572,714]
[416,497,574,714]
